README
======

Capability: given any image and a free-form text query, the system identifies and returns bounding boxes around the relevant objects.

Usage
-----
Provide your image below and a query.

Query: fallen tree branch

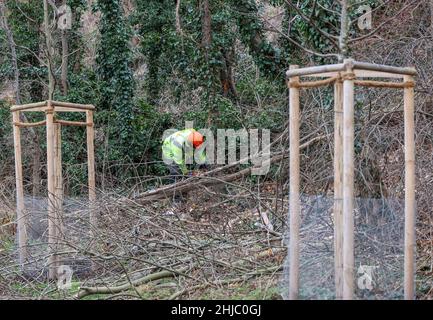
[76,247,286,300]
[76,267,189,299]
[134,134,328,202]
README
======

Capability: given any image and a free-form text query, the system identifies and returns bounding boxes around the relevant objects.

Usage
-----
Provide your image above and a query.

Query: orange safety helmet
[188,130,204,148]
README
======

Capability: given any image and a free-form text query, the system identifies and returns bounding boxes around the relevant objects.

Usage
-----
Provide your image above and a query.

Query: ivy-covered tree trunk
[1,0,43,196]
[138,0,168,106]
[43,0,55,100]
[201,0,212,52]
[96,0,135,157]
[147,31,162,105]
[0,1,20,104]
[219,47,237,98]
[234,0,282,76]
[175,0,183,35]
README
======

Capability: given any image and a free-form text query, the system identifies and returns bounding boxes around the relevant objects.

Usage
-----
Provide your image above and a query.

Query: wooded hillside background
[0,0,432,299]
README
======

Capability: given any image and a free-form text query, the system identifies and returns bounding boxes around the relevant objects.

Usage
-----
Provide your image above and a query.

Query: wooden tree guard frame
[11,100,96,279]
[286,59,416,300]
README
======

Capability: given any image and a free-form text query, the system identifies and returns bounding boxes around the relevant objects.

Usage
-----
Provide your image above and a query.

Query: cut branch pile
[134,135,327,203]
[72,134,327,299]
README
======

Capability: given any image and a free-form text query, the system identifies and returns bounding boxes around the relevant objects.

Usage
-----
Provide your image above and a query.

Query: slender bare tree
[175,0,183,35]
[265,0,420,61]
[0,1,43,196]
[430,0,433,36]
[0,1,21,104]
[338,0,349,61]
[60,0,69,95]
[201,0,212,51]
[44,0,55,100]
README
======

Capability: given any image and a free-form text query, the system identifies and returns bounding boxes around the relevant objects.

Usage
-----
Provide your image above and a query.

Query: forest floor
[1,176,432,300]
[0,183,287,300]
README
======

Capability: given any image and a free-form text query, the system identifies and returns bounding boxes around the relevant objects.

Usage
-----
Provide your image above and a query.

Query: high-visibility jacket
[162,129,206,174]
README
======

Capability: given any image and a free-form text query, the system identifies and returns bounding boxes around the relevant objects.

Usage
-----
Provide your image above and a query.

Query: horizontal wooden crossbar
[13,120,92,128]
[51,100,95,111]
[10,101,47,112]
[286,60,417,79]
[352,61,417,76]
[13,120,46,128]
[286,64,346,78]
[354,80,415,88]
[10,100,95,112]
[287,74,415,89]
[288,76,340,88]
[54,120,91,127]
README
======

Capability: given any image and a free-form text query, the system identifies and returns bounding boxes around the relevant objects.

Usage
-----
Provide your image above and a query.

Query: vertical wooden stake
[342,59,355,300]
[404,75,416,300]
[46,101,57,279]
[86,111,96,233]
[334,78,344,299]
[288,65,300,300]
[12,111,27,267]
[54,122,63,263]
[86,111,96,202]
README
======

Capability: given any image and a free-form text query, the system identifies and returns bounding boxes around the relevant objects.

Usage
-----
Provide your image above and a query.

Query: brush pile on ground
[0,181,287,300]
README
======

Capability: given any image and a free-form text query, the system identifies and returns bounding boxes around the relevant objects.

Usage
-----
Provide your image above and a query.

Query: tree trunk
[61,29,68,95]
[175,0,183,35]
[201,0,212,51]
[56,0,69,95]
[0,1,21,105]
[44,0,55,100]
[235,0,280,75]
[430,0,433,36]
[219,47,237,98]
[1,1,42,197]
[338,0,349,61]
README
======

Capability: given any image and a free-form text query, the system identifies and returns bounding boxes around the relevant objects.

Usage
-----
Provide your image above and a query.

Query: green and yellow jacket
[162,129,206,174]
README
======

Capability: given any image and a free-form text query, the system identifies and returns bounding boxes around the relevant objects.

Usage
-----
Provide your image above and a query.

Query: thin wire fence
[8,196,93,279]
[282,194,404,300]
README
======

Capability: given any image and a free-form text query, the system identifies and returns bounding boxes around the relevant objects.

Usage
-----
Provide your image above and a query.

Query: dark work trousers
[167,164,185,203]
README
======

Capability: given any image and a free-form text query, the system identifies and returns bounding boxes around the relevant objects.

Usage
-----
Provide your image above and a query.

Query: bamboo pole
[46,102,57,279]
[288,65,301,300]
[342,59,355,300]
[334,79,344,299]
[12,111,27,267]
[403,74,416,300]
